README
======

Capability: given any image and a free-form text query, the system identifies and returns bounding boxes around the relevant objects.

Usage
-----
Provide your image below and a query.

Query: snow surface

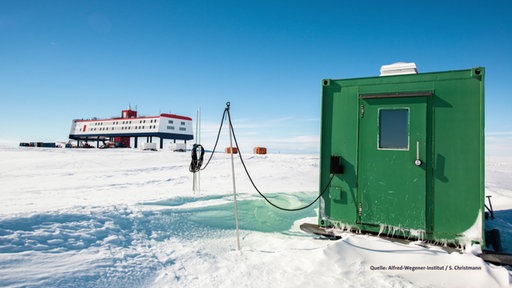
[0,143,511,287]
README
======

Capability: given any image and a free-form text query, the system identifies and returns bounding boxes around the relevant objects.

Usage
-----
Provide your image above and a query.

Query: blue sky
[1,1,511,154]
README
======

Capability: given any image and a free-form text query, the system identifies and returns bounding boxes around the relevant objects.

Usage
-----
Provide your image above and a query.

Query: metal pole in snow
[192,111,197,193]
[227,102,241,251]
[198,108,201,192]
[193,109,201,194]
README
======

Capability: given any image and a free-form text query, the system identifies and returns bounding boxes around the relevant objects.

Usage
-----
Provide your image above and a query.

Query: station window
[167,126,174,130]
[169,120,173,124]
[181,121,185,125]
[378,108,409,150]
[179,127,186,131]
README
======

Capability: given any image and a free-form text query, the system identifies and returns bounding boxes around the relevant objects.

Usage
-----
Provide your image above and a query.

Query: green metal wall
[319,68,485,245]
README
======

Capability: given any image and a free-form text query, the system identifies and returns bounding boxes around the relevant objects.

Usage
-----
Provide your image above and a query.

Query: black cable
[225,107,334,212]
[189,102,334,211]
[189,144,205,172]
[189,108,227,172]
[199,108,227,170]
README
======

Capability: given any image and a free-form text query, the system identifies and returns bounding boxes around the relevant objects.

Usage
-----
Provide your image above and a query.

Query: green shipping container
[319,67,485,247]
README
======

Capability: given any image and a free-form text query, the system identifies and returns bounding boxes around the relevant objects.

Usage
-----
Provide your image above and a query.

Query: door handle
[415,141,422,166]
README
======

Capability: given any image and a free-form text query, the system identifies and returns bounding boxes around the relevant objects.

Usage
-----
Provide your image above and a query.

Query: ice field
[0,144,511,287]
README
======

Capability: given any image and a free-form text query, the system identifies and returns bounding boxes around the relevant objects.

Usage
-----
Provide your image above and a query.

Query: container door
[358,95,427,230]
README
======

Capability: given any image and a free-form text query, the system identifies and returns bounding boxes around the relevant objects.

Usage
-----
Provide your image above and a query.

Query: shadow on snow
[0,192,316,254]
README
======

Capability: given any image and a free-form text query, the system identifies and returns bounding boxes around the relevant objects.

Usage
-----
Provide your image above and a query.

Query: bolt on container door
[357,94,429,231]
